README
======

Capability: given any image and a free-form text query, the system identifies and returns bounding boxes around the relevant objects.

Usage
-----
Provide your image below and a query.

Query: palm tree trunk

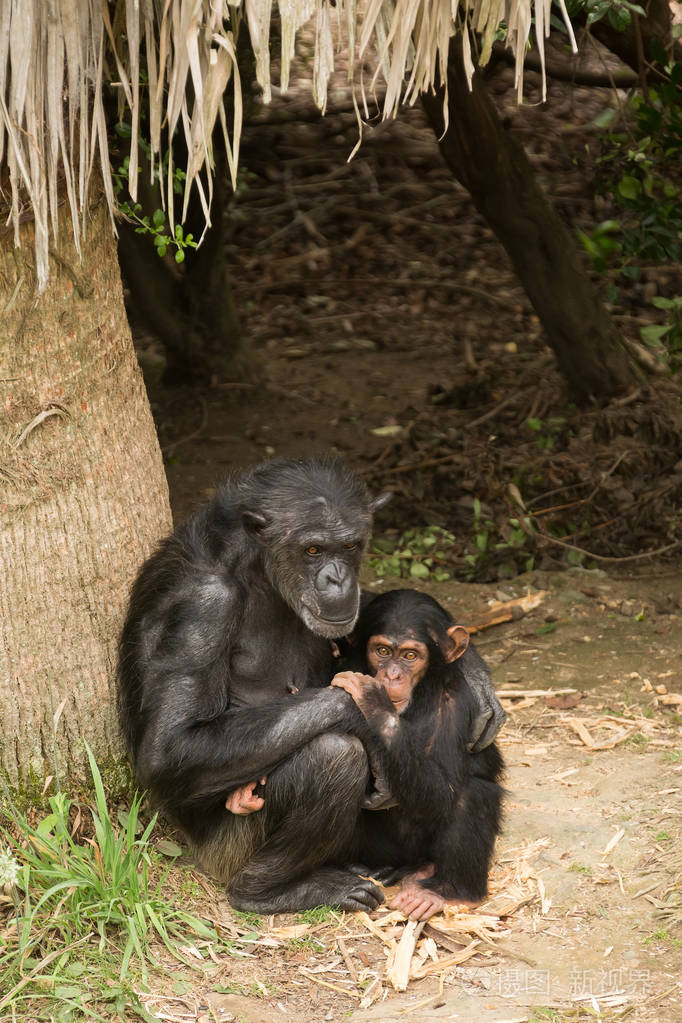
[0,190,172,791]
[421,39,642,403]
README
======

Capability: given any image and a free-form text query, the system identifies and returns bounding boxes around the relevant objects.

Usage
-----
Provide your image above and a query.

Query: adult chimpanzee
[118,456,505,914]
[332,589,504,921]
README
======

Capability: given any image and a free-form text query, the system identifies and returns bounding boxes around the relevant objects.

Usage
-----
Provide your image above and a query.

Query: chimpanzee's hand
[225,778,267,815]
[466,667,507,752]
[331,670,382,709]
[362,772,398,810]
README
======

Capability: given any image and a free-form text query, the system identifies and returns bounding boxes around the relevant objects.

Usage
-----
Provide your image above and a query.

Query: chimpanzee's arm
[137,687,361,808]
[331,674,460,823]
[125,576,364,811]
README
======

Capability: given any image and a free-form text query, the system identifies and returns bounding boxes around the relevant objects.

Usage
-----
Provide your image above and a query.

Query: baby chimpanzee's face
[366,631,429,712]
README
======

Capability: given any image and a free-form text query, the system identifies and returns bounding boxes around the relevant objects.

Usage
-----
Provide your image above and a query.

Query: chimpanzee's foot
[390,869,480,921]
[227,867,384,914]
[391,882,448,920]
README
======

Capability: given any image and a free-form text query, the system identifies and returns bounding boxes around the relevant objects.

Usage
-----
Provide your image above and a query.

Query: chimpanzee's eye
[403,650,418,661]
[306,545,321,556]
[376,645,390,657]
[344,543,358,552]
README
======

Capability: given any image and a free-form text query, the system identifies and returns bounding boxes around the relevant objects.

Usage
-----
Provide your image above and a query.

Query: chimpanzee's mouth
[303,604,358,636]
[318,616,356,630]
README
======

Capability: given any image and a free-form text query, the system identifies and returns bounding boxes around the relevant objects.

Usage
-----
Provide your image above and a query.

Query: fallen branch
[467,590,548,633]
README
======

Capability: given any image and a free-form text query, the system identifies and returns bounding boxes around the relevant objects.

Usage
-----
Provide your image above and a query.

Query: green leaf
[618,175,641,200]
[608,7,630,31]
[592,108,618,130]
[152,208,165,228]
[54,986,83,999]
[409,561,430,579]
[640,324,670,346]
[65,963,87,978]
[157,839,184,858]
[175,250,185,263]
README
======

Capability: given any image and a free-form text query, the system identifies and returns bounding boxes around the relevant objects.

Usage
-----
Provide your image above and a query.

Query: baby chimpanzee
[332,589,504,920]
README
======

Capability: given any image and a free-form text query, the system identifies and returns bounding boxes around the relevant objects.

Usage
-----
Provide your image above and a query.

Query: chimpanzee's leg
[222,733,385,913]
[349,806,421,883]
[426,777,503,903]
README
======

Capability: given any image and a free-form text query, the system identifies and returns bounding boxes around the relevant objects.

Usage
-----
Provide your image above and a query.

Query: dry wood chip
[602,828,626,856]
[502,697,539,711]
[337,936,359,982]
[536,875,552,914]
[565,717,634,750]
[422,923,468,954]
[386,920,424,991]
[359,975,384,1009]
[658,693,682,705]
[357,910,401,947]
[411,938,481,977]
[389,921,422,989]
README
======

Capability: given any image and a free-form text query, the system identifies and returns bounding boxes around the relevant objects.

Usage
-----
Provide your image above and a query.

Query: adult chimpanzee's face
[267,515,369,639]
[298,535,365,636]
[366,632,430,713]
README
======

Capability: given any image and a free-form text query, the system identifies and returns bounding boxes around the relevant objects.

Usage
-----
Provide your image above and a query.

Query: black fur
[343,589,504,904]
[117,457,505,914]
[118,456,385,913]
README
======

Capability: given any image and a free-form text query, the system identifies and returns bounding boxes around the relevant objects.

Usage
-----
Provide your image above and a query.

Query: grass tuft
[0,744,223,1020]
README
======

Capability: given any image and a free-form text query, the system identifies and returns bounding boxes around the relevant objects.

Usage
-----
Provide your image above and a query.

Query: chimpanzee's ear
[242,509,269,537]
[369,491,392,513]
[444,624,470,662]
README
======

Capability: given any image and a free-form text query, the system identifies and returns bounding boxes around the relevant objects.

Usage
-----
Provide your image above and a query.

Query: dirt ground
[141,570,682,1023]
[136,41,682,1023]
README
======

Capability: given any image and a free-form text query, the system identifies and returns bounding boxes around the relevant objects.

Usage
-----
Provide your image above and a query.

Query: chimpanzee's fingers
[340,878,385,911]
[361,789,399,810]
[225,781,265,814]
[467,709,493,753]
[469,702,507,752]
[355,882,385,909]
[392,890,441,920]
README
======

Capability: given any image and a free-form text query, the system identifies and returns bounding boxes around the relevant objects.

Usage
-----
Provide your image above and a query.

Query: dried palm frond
[0,0,575,291]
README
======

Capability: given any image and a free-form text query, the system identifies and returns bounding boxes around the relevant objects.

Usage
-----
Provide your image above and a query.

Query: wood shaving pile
[279,836,553,1008]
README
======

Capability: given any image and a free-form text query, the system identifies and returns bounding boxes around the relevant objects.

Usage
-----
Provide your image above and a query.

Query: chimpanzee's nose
[317,560,351,593]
